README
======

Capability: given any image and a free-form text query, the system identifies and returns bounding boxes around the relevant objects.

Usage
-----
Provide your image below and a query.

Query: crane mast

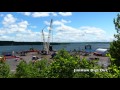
[41,19,53,55]
[46,19,53,54]
[41,26,47,52]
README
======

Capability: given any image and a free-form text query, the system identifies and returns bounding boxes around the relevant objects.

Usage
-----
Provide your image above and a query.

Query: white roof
[96,48,108,53]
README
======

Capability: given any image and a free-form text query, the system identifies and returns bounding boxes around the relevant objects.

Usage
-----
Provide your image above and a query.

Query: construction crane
[41,25,47,52]
[46,19,53,54]
[41,19,53,55]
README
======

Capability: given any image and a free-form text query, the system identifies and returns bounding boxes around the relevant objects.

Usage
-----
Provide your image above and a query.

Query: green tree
[15,60,29,78]
[109,14,120,65]
[46,49,79,78]
[15,59,48,78]
[45,49,106,78]
[0,60,10,78]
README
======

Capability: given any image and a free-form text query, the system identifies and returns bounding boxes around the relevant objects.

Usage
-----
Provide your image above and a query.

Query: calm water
[0,43,110,54]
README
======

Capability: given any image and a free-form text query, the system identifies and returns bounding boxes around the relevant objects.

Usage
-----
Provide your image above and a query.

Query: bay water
[0,42,110,55]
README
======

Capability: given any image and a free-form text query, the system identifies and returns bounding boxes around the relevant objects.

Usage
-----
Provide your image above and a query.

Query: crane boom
[41,19,53,55]
[47,19,53,54]
[41,26,47,51]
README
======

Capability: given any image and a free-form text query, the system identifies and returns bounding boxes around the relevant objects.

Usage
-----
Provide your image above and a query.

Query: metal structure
[41,19,53,54]
[41,25,47,51]
[46,19,53,54]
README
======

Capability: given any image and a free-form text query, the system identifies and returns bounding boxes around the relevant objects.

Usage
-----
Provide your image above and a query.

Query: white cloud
[61,19,71,23]
[32,12,58,17]
[51,12,57,16]
[18,21,29,29]
[54,24,113,42]
[0,35,10,41]
[2,14,17,26]
[32,12,57,17]
[80,26,106,36]
[44,19,71,26]
[24,12,31,16]
[44,19,113,42]
[53,20,64,25]
[56,24,80,33]
[0,28,7,35]
[5,20,29,33]
[0,14,43,41]
[32,12,50,17]
[15,31,42,42]
[0,14,114,42]
[58,12,72,16]
[18,12,58,17]
[18,12,31,16]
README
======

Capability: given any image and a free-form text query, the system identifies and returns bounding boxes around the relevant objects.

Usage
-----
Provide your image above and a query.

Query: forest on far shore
[0,41,110,46]
[0,41,70,46]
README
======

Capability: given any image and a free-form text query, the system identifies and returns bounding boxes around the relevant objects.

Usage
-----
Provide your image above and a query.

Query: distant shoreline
[0,41,110,46]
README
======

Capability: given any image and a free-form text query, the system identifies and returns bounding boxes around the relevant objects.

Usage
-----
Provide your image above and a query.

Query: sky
[0,12,118,42]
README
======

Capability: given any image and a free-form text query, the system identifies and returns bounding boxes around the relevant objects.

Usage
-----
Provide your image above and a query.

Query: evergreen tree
[109,14,120,65]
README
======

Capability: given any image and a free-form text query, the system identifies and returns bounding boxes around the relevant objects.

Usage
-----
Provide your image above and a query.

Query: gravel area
[5,52,52,73]
[5,52,111,73]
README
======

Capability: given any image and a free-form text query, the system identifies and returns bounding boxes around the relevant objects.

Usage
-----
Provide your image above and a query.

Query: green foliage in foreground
[15,59,48,78]
[109,14,120,65]
[1,49,120,78]
[0,61,10,78]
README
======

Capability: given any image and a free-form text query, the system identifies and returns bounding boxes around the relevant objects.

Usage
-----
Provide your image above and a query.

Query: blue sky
[0,12,118,42]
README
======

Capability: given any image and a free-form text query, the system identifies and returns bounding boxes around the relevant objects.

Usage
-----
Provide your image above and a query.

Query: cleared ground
[5,52,110,73]
[6,52,52,72]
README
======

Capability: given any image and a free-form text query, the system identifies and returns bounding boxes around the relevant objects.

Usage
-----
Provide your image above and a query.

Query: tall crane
[41,25,47,52]
[46,19,53,54]
[41,19,53,55]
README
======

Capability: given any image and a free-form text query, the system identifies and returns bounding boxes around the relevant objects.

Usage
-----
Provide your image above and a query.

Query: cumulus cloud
[2,14,17,26]
[4,20,29,33]
[17,21,29,32]
[0,13,114,42]
[19,12,73,17]
[80,26,106,36]
[53,24,113,42]
[15,32,41,42]
[0,14,43,42]
[0,28,7,35]
[32,12,50,17]
[44,19,113,42]
[44,19,71,26]
[58,12,72,16]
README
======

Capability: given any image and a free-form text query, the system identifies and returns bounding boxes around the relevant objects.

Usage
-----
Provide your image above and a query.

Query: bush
[15,59,48,78]
[0,61,10,78]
